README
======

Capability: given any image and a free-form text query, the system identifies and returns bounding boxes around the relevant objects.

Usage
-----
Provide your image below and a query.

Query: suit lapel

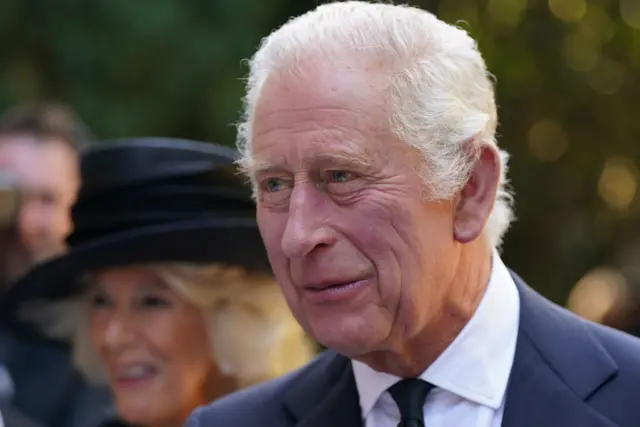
[502,274,619,427]
[501,331,617,427]
[283,352,363,427]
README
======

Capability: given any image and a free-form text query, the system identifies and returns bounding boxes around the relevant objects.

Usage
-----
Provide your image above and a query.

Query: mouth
[305,281,363,292]
[302,279,369,303]
[113,363,158,389]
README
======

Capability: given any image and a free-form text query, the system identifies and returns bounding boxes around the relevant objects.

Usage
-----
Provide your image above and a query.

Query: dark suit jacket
[0,324,112,427]
[0,402,46,427]
[186,273,640,427]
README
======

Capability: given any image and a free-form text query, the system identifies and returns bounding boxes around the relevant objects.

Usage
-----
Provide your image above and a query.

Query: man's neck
[359,242,493,377]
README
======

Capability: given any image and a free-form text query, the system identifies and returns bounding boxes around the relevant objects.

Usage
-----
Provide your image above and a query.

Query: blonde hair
[23,263,315,388]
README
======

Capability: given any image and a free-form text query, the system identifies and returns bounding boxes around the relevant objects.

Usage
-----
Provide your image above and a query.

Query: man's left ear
[453,144,500,243]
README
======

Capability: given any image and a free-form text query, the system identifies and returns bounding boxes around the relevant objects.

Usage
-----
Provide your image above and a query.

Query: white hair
[22,263,315,388]
[236,1,514,248]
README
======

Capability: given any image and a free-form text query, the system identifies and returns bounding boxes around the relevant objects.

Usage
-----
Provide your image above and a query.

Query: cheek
[338,195,453,297]
[51,206,73,235]
[256,208,304,312]
[340,195,416,270]
[88,312,108,354]
[155,312,212,369]
[257,207,285,255]
[257,208,290,276]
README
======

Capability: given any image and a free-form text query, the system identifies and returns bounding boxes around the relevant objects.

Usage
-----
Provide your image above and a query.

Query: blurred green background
[1,0,639,305]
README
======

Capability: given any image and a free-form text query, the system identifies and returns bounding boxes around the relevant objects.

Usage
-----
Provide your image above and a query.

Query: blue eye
[264,178,285,192]
[328,171,353,182]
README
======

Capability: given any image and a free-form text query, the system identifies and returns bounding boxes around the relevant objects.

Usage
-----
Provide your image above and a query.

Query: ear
[453,145,500,244]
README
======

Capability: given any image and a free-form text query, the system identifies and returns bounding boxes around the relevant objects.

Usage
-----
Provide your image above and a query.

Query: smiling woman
[3,137,314,427]
[25,263,311,427]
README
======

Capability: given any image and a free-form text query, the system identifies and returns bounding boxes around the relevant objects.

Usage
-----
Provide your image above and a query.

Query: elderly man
[187,2,640,427]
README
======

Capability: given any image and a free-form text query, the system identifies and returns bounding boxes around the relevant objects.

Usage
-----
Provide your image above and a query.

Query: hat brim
[3,217,270,306]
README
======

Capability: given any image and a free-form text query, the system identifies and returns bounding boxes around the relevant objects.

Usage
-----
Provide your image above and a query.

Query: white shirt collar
[352,251,520,417]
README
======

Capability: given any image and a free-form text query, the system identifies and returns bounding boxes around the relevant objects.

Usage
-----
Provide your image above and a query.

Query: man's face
[0,135,79,282]
[250,60,464,358]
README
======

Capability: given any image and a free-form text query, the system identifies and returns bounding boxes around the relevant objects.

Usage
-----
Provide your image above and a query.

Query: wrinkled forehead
[249,62,395,173]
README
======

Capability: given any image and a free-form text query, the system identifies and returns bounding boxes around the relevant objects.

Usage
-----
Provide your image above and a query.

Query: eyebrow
[248,151,375,176]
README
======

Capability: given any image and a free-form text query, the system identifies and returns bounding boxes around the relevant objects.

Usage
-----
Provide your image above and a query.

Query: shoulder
[586,320,640,388]
[521,280,640,383]
[514,272,640,376]
[187,351,338,426]
[513,274,640,421]
[574,320,640,424]
[527,284,640,381]
[534,296,640,419]
[187,376,291,426]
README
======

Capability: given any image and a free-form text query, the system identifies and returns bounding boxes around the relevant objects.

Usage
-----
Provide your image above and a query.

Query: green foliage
[1,0,639,304]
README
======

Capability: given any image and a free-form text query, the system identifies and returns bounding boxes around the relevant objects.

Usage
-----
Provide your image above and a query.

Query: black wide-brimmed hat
[2,137,269,308]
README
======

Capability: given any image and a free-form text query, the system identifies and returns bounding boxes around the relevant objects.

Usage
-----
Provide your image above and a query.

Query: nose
[103,314,137,350]
[281,183,336,259]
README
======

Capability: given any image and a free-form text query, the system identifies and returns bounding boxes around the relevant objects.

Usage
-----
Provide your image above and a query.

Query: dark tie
[388,378,434,427]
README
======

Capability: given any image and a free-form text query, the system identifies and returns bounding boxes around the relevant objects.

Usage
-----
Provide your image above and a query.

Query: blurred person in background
[1,138,314,427]
[0,173,44,427]
[0,103,87,285]
[0,172,21,278]
[0,102,102,427]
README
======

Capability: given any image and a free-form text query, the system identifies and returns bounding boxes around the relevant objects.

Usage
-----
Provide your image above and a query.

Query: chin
[117,401,162,426]
[313,318,385,358]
